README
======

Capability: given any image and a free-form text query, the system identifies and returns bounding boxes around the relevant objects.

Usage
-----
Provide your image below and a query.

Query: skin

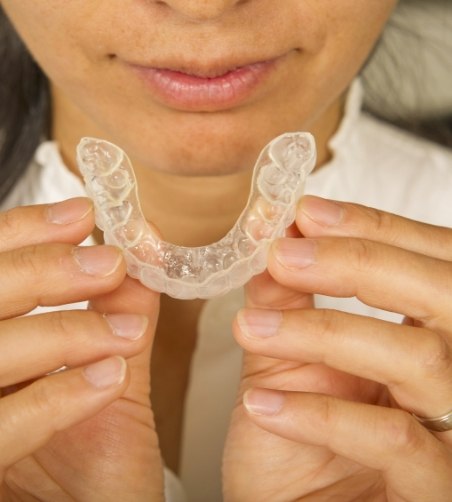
[2,0,392,244]
[0,1,396,470]
[224,197,452,500]
[2,0,451,500]
[0,200,164,500]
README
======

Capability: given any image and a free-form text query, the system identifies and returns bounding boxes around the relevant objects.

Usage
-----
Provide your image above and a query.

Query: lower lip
[130,59,279,111]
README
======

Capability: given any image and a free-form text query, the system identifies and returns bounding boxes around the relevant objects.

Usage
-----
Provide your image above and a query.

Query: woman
[0,1,451,500]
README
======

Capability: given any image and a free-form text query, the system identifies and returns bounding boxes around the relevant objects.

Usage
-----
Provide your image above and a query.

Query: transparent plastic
[77,132,316,299]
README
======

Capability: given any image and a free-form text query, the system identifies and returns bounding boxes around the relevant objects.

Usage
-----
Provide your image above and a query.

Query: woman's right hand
[0,198,164,501]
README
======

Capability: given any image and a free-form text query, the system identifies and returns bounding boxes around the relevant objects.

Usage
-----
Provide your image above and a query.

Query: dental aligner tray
[77,132,316,299]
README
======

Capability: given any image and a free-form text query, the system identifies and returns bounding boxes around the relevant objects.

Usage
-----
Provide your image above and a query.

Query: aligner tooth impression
[76,132,316,300]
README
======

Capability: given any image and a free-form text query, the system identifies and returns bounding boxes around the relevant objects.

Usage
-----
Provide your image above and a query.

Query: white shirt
[2,81,452,501]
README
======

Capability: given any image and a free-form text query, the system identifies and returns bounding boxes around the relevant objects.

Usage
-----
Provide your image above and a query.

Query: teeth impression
[76,132,316,299]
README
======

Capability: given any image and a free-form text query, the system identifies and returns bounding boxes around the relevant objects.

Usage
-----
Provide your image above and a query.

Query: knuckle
[10,245,46,280]
[48,311,80,347]
[311,394,335,432]
[364,206,395,238]
[416,331,451,381]
[387,411,424,457]
[0,207,22,241]
[316,309,341,342]
[348,238,377,273]
[30,379,64,419]
[50,310,106,351]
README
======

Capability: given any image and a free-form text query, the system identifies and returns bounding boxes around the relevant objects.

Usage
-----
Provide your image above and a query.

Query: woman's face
[2,0,397,176]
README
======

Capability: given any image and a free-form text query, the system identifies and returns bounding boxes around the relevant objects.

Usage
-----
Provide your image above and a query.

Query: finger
[0,311,149,387]
[267,236,452,328]
[243,389,452,500]
[0,244,126,318]
[0,356,128,471]
[297,196,452,261]
[0,198,94,252]
[242,266,313,394]
[234,308,452,420]
[91,275,160,319]
[284,221,302,239]
[245,269,313,310]
[244,210,303,310]
[90,276,161,393]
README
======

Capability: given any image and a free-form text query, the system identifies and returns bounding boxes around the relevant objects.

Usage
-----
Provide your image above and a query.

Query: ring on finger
[412,408,452,432]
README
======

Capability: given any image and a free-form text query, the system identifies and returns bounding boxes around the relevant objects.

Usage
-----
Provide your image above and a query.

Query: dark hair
[0,7,50,202]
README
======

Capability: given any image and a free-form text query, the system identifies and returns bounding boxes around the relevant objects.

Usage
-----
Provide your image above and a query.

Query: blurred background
[362,0,452,146]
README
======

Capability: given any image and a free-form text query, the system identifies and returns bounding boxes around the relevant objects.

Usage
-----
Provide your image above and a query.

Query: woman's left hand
[223,196,452,502]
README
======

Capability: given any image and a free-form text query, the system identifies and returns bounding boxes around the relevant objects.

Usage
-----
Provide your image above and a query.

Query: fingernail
[300,196,343,227]
[83,356,126,389]
[244,388,285,416]
[47,198,93,225]
[73,246,122,277]
[237,309,282,338]
[104,314,148,340]
[274,238,317,269]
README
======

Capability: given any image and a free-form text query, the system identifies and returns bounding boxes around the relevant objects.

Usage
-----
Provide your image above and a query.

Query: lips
[128,56,284,111]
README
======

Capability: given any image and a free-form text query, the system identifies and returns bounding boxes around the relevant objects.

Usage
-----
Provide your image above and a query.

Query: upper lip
[126,54,284,79]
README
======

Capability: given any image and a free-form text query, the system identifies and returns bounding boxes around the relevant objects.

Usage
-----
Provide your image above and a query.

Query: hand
[0,198,164,501]
[223,196,452,502]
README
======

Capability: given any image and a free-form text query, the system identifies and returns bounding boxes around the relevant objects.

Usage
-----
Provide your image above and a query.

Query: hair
[0,7,50,202]
[0,2,451,202]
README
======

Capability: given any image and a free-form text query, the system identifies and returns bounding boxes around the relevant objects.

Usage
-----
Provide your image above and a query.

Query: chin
[93,100,294,178]
[116,128,262,178]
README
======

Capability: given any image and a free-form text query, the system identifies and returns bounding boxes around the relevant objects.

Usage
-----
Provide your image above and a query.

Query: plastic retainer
[77,132,316,299]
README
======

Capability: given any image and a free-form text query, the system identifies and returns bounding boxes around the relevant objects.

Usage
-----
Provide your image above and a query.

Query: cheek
[307,1,397,87]
[323,0,398,55]
[1,1,112,87]
[1,4,78,81]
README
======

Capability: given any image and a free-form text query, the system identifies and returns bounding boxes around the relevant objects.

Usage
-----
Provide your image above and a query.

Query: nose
[157,0,247,22]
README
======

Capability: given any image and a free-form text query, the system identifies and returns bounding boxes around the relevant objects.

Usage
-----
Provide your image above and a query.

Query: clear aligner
[76,132,316,299]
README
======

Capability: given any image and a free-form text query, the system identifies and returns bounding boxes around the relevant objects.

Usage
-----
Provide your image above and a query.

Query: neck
[134,166,254,247]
